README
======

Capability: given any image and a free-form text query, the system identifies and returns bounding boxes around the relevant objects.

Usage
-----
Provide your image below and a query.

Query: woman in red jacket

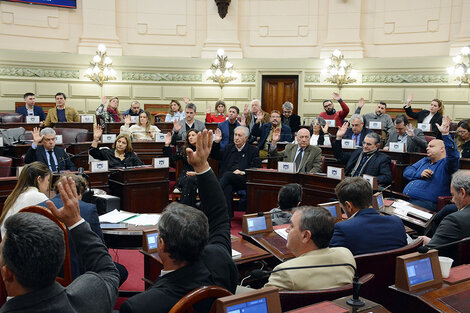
[206,100,227,123]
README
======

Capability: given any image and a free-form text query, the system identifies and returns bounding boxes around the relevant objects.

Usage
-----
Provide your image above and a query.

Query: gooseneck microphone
[249,262,365,308]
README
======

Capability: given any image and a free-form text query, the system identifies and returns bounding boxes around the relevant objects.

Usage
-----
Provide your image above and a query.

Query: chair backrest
[279,273,374,312]
[0,113,23,123]
[424,135,436,143]
[0,156,13,177]
[54,128,91,144]
[456,237,470,266]
[168,285,232,313]
[321,155,326,173]
[18,205,72,286]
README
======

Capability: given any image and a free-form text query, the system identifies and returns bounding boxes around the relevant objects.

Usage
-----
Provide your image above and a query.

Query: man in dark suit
[383,114,427,153]
[420,170,470,259]
[24,127,77,172]
[330,177,407,255]
[342,114,371,147]
[333,122,392,186]
[120,130,238,313]
[218,105,240,149]
[0,176,120,313]
[15,92,46,124]
[281,101,301,136]
[270,128,322,173]
[211,126,262,219]
[251,110,292,158]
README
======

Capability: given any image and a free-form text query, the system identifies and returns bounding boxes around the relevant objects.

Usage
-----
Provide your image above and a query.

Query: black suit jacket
[120,169,238,313]
[211,142,262,176]
[333,139,392,186]
[25,145,77,171]
[281,114,301,134]
[404,106,443,139]
[343,127,371,147]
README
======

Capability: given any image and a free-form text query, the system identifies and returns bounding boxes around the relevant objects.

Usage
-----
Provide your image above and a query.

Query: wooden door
[261,75,298,114]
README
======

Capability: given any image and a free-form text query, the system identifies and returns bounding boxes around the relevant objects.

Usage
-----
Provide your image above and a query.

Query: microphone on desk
[250,263,365,308]
[417,236,470,254]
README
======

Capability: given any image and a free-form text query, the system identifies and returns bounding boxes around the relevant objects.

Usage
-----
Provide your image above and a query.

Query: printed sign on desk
[130,116,139,124]
[341,139,355,149]
[278,161,295,173]
[369,121,382,130]
[90,161,108,172]
[389,142,405,152]
[327,166,344,180]
[81,115,94,123]
[325,119,336,127]
[26,116,39,123]
[363,174,378,190]
[153,157,169,168]
[102,134,116,143]
[16,166,24,177]
[155,133,166,143]
[55,135,63,144]
[417,123,431,132]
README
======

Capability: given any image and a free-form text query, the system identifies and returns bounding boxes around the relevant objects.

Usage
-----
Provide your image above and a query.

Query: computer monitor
[215,286,281,313]
[372,192,384,211]
[395,249,442,292]
[242,213,273,235]
[142,229,159,254]
[318,201,343,223]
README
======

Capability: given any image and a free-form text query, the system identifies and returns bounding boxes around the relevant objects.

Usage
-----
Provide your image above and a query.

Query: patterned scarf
[107,106,121,122]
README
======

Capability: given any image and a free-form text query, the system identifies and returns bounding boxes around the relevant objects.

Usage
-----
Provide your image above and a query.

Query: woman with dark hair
[206,100,227,123]
[121,110,160,141]
[163,129,199,207]
[89,125,144,168]
[456,119,470,158]
[0,161,51,237]
[269,183,303,225]
[165,99,186,122]
[96,96,121,127]
[310,116,331,146]
[404,94,444,139]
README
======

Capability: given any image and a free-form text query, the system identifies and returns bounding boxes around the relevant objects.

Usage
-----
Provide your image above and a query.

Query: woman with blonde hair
[120,110,161,141]
[404,94,444,139]
[96,96,121,127]
[165,99,186,122]
[0,161,51,237]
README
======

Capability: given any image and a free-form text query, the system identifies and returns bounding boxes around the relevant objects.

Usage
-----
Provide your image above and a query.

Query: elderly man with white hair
[243,99,270,132]
[342,114,371,147]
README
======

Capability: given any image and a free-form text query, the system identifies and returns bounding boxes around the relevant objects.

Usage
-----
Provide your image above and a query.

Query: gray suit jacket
[384,128,427,153]
[176,119,206,140]
[271,144,322,173]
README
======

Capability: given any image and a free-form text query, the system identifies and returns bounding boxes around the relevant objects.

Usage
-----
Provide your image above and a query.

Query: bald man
[403,116,460,211]
[270,128,322,173]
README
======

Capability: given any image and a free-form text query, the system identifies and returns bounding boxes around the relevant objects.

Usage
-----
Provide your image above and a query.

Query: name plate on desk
[26,116,39,123]
[16,166,24,177]
[389,142,405,152]
[130,116,139,124]
[90,161,108,172]
[55,135,63,144]
[417,123,431,132]
[278,161,295,173]
[102,134,116,143]
[368,121,382,129]
[325,119,336,127]
[341,139,355,149]
[0,137,3,147]
[155,133,166,143]
[327,166,344,180]
[81,115,94,123]
[363,174,378,190]
[153,157,169,168]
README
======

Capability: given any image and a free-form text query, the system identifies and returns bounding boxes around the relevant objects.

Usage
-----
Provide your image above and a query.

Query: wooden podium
[109,167,169,213]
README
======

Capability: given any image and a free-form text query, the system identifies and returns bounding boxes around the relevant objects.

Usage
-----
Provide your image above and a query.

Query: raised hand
[164,132,172,146]
[321,123,329,134]
[332,92,341,101]
[173,120,182,132]
[436,116,451,135]
[272,127,281,144]
[206,106,211,114]
[101,96,107,105]
[239,114,246,127]
[256,110,265,121]
[358,97,365,108]
[406,124,415,137]
[405,94,413,107]
[183,97,190,104]
[93,124,103,140]
[243,103,249,115]
[47,176,81,227]
[214,128,222,143]
[336,122,349,139]
[32,127,43,145]
[124,115,131,126]
[186,129,213,173]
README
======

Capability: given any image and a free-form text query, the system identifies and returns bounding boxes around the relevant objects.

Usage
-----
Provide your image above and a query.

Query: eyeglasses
[283,110,292,114]
[323,103,333,109]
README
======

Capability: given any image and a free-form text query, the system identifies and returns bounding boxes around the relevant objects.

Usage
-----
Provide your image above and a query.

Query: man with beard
[318,92,350,127]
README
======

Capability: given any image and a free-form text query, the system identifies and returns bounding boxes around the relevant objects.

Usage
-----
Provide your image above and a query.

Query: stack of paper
[274,228,288,240]
[99,210,137,223]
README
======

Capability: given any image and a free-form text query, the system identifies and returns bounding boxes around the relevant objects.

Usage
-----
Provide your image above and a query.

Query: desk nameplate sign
[341,139,355,149]
[153,157,169,168]
[327,166,345,180]
[417,123,431,132]
[55,135,63,144]
[155,133,166,143]
[16,166,24,177]
[278,161,295,173]
[130,116,139,124]
[369,121,382,130]
[0,137,3,147]
[90,161,108,172]
[389,142,405,153]
[81,115,94,123]
[26,116,39,123]
[325,119,336,127]
[363,174,378,190]
[102,134,116,143]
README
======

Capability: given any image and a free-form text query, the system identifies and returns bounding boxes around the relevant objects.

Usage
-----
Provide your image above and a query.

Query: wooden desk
[380,201,435,235]
[102,225,158,249]
[240,231,295,262]
[287,296,390,312]
[53,122,94,132]
[0,122,39,131]
[109,167,169,213]
[155,122,173,133]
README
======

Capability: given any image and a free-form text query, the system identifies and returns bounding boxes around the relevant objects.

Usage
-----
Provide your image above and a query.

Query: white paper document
[99,209,137,223]
[125,214,161,226]
[232,249,242,260]
[274,228,288,240]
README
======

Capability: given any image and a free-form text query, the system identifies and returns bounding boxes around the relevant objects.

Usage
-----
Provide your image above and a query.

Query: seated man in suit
[265,206,355,290]
[251,110,292,158]
[211,126,261,220]
[122,100,144,117]
[25,127,77,172]
[420,170,470,259]
[383,114,427,153]
[330,177,407,255]
[44,92,80,127]
[403,116,459,211]
[269,183,303,226]
[121,130,238,313]
[0,176,120,313]
[342,114,371,147]
[318,92,350,127]
[333,122,392,186]
[217,105,240,149]
[354,98,393,134]
[172,102,206,140]
[281,101,300,136]
[16,92,46,124]
[270,128,322,173]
